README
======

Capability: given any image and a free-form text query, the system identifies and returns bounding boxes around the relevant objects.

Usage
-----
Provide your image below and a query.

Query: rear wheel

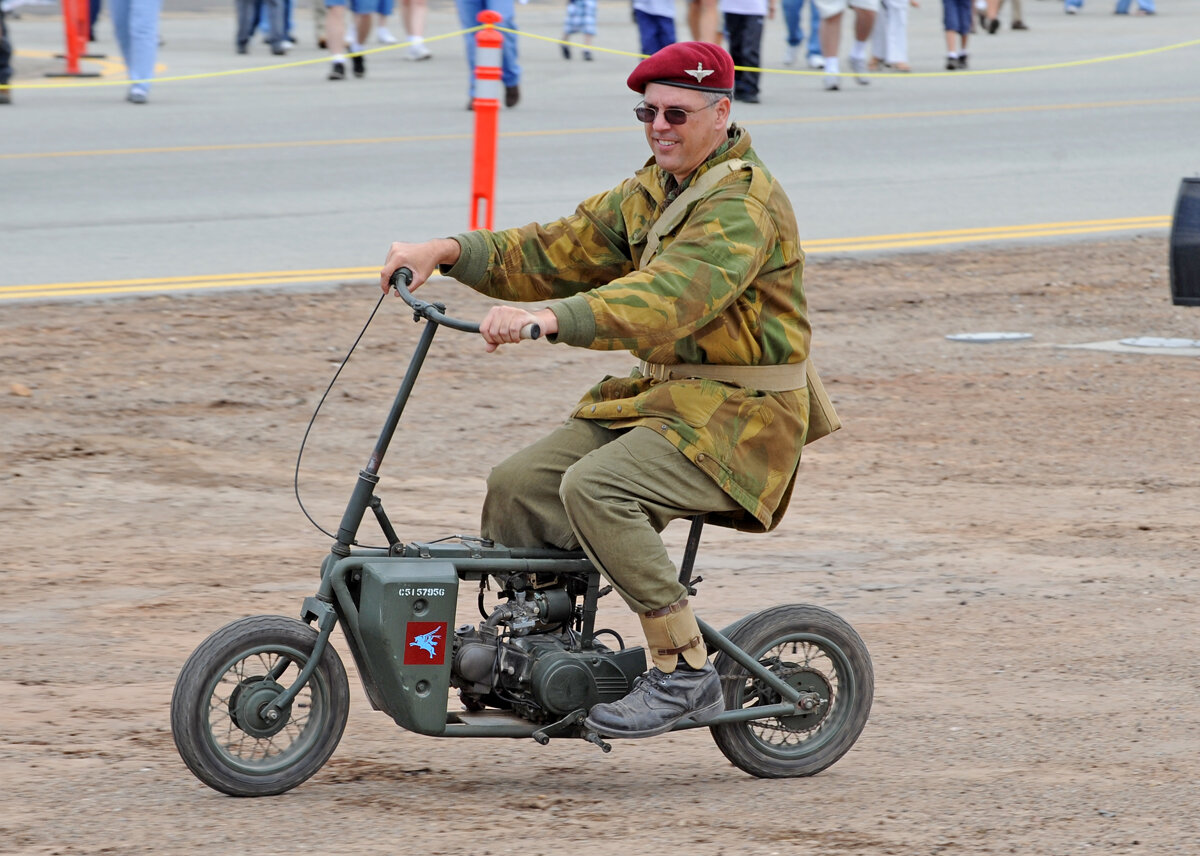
[171,615,350,796]
[710,604,873,778]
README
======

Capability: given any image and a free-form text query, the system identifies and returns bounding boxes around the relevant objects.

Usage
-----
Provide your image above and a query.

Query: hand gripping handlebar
[389,267,541,340]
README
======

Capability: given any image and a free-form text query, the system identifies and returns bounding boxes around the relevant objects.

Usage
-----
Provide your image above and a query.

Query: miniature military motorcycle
[170,269,874,797]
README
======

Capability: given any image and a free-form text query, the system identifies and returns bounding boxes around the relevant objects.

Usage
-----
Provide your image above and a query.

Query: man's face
[641,82,730,184]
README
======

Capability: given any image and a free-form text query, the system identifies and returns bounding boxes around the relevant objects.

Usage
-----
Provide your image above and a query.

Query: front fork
[259,319,445,719]
[260,595,340,721]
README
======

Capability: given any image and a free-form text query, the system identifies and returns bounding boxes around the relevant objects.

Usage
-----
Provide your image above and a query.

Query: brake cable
[293,291,389,544]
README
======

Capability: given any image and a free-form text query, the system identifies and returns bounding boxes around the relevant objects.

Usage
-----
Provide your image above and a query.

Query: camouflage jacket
[445,126,810,531]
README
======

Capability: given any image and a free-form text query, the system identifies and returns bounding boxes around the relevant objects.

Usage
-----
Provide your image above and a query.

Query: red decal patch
[403,621,448,665]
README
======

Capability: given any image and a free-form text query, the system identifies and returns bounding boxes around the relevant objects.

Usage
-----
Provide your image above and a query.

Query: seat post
[678,515,705,591]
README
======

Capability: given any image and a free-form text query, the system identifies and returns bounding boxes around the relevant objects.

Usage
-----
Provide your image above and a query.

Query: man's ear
[715,96,732,126]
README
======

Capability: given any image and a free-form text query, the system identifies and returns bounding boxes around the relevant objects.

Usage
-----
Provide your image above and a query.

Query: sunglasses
[634,101,719,126]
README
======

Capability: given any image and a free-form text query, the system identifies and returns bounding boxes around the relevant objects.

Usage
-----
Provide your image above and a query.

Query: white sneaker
[376,27,397,44]
[807,54,825,69]
[1065,5,1077,12]
[823,74,839,91]
[406,42,432,61]
[850,55,869,85]
[784,44,798,66]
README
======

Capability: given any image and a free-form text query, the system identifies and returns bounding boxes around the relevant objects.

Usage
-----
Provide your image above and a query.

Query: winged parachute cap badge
[685,62,715,83]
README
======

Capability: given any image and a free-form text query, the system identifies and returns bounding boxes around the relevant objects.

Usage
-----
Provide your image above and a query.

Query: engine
[451,584,646,723]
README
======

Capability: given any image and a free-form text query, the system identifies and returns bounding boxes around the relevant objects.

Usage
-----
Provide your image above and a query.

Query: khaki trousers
[481,419,741,613]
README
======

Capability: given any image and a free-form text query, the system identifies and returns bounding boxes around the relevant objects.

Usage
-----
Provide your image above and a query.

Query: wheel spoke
[735,640,842,749]
[201,649,324,766]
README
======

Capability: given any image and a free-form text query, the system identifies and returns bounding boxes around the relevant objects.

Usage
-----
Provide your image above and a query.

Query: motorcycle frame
[267,282,814,739]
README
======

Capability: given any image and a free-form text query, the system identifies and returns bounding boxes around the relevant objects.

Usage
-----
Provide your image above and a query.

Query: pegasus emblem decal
[685,63,715,83]
[409,627,442,659]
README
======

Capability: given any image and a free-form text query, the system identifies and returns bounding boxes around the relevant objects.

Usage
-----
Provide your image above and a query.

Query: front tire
[171,615,350,796]
[710,604,873,778]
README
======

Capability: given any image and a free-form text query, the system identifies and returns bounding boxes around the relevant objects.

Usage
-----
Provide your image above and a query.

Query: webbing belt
[637,359,808,392]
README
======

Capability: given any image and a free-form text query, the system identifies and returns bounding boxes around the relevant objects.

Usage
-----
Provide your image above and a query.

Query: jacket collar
[636,124,752,202]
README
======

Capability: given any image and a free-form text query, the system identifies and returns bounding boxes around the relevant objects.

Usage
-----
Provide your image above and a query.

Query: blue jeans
[241,0,286,48]
[633,10,675,56]
[780,0,820,56]
[0,8,11,86]
[1114,0,1154,11]
[110,0,161,92]
[456,0,520,96]
[257,0,294,38]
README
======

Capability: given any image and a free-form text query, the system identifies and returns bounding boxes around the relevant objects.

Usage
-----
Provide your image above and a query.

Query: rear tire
[710,604,873,777]
[171,615,350,796]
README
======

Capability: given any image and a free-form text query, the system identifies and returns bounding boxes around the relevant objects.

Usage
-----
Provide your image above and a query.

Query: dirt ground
[1,236,1197,855]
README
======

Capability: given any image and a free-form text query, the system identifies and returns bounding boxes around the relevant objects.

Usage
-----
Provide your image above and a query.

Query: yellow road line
[803,216,1171,248]
[0,133,471,160]
[0,217,1171,302]
[4,95,1196,161]
[12,48,129,78]
[0,267,379,295]
[3,279,346,301]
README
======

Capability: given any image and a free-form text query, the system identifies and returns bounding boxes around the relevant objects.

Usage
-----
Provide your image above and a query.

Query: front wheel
[171,615,350,796]
[710,604,873,778]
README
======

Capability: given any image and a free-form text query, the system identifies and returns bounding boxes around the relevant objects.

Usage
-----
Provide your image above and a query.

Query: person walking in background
[397,0,432,58]
[457,0,520,108]
[869,0,915,72]
[982,0,1027,31]
[815,0,877,91]
[110,0,161,102]
[0,6,12,105]
[312,0,327,46]
[259,0,295,46]
[721,0,771,102]
[632,0,676,56]
[236,0,287,54]
[942,0,970,68]
[88,0,102,41]
[1113,0,1154,14]
[374,0,397,42]
[325,0,372,79]
[561,0,597,60]
[687,0,721,43]
[780,0,822,68]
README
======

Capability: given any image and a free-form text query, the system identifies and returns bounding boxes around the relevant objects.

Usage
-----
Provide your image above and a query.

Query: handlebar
[389,267,540,340]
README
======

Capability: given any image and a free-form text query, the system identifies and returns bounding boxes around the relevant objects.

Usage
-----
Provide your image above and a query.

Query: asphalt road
[2,0,1198,298]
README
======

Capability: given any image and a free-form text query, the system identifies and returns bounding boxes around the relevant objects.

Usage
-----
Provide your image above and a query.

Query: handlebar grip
[390,267,414,293]
[520,323,542,341]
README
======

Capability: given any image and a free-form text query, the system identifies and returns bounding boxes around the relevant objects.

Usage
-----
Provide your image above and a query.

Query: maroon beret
[627,42,735,96]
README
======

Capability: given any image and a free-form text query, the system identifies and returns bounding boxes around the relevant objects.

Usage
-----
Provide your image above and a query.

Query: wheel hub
[228,676,292,738]
[762,665,832,732]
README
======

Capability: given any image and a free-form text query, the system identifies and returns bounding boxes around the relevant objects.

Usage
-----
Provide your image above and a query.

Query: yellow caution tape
[2,27,482,89]
[506,28,1200,78]
[3,24,1197,89]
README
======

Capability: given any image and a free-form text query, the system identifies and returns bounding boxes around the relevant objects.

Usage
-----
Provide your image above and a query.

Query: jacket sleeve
[444,184,639,304]
[553,180,777,352]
